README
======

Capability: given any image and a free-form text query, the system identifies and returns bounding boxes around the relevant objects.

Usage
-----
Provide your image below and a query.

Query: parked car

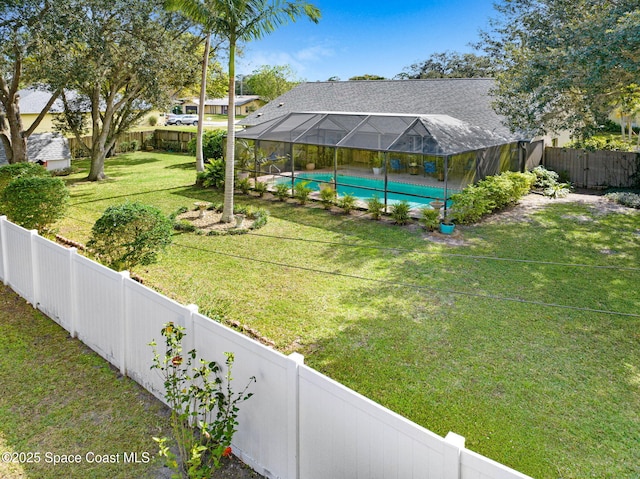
[166,114,198,126]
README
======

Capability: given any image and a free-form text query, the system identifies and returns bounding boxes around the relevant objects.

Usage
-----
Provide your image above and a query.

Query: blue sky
[236,0,497,82]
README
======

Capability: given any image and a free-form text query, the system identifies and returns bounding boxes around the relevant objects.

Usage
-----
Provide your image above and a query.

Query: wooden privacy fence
[68,130,197,158]
[544,147,640,188]
[0,216,532,479]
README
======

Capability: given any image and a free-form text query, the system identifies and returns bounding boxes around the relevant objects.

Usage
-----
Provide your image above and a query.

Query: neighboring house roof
[183,95,261,107]
[0,133,71,167]
[15,88,64,114]
[240,78,521,140]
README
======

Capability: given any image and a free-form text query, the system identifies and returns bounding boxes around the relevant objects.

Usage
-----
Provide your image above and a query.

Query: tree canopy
[401,51,496,79]
[0,1,65,163]
[245,64,301,102]
[42,0,200,180]
[481,0,640,137]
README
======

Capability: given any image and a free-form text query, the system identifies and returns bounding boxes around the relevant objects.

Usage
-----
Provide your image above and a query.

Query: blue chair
[423,161,436,175]
[390,158,402,173]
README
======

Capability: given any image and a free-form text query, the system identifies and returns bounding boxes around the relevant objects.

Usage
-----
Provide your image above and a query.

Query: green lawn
[55,152,640,478]
[0,284,170,479]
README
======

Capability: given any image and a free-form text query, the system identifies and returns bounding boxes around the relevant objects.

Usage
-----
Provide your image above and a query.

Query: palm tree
[165,0,217,173]
[165,0,321,222]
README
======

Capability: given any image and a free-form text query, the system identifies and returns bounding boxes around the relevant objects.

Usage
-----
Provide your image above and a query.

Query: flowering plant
[150,322,255,478]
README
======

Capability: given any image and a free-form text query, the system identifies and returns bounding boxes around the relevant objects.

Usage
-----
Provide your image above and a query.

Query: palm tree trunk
[221,37,237,223]
[196,33,211,173]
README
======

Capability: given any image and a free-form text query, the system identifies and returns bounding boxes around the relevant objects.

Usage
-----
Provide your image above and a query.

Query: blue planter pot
[439,222,455,235]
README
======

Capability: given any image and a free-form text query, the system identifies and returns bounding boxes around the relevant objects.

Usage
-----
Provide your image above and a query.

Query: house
[11,88,65,134]
[179,95,262,116]
[236,79,546,202]
[0,132,71,171]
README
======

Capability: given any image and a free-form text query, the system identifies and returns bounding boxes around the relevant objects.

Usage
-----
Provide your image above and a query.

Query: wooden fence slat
[544,147,639,188]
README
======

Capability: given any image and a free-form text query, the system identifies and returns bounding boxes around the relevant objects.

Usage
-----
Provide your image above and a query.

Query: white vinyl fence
[0,216,531,479]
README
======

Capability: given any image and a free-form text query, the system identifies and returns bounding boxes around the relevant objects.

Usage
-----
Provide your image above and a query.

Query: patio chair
[390,158,403,173]
[423,161,436,175]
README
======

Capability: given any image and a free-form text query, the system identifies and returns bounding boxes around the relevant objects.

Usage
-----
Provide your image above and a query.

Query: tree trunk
[195,33,211,173]
[221,38,237,223]
[2,93,28,163]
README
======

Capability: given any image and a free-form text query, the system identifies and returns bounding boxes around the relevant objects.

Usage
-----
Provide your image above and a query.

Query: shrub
[150,322,254,478]
[532,166,572,198]
[0,162,50,197]
[274,183,290,201]
[253,180,268,197]
[88,202,173,271]
[188,129,226,161]
[320,187,337,209]
[236,177,251,195]
[420,207,440,231]
[390,200,411,225]
[294,181,312,205]
[119,141,130,152]
[130,139,139,151]
[196,159,225,189]
[1,176,69,231]
[449,184,494,224]
[605,191,640,209]
[148,115,158,127]
[337,192,357,214]
[366,195,384,220]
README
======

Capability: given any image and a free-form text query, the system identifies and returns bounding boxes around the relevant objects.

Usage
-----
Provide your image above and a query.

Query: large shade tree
[43,0,199,181]
[245,64,301,102]
[481,0,640,138]
[401,51,496,79]
[166,0,320,222]
[0,1,66,163]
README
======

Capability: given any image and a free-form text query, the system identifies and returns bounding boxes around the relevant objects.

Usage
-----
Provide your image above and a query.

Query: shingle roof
[0,133,70,166]
[240,78,519,140]
[15,88,64,114]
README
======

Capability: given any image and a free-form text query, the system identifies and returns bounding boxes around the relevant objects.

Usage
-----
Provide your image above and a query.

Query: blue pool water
[277,173,455,208]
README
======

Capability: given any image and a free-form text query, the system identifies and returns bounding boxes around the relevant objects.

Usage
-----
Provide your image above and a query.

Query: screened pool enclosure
[235,112,530,210]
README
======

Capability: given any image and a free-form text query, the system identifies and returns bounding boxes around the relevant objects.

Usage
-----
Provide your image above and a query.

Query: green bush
[420,207,440,231]
[605,191,640,209]
[320,187,337,209]
[449,184,494,224]
[253,180,268,197]
[274,183,290,201]
[337,192,356,214]
[1,176,69,231]
[236,177,251,195]
[188,129,226,161]
[0,162,50,198]
[196,159,225,189]
[390,200,411,225]
[88,202,173,271]
[366,196,385,220]
[532,166,572,198]
[294,181,312,205]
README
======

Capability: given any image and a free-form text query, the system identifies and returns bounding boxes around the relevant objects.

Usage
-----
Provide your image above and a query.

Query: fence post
[119,271,131,376]
[0,216,7,285]
[185,304,198,355]
[67,247,78,338]
[445,431,465,479]
[288,352,304,479]
[30,229,39,309]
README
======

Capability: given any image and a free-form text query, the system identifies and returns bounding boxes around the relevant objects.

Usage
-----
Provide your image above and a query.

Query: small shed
[0,132,71,171]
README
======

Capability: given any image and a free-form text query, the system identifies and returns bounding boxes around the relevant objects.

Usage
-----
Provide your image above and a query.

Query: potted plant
[439,210,456,234]
[235,139,253,179]
[409,161,419,175]
[371,154,383,175]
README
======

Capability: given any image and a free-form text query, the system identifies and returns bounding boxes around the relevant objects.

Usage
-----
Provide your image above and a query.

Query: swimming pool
[276,173,456,208]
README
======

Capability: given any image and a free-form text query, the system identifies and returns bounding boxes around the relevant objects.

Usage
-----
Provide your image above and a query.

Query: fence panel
[33,235,74,330]
[460,448,531,479]
[2,219,35,303]
[72,253,125,369]
[191,313,296,479]
[122,276,194,402]
[544,148,639,188]
[298,365,460,479]
[0,217,6,283]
